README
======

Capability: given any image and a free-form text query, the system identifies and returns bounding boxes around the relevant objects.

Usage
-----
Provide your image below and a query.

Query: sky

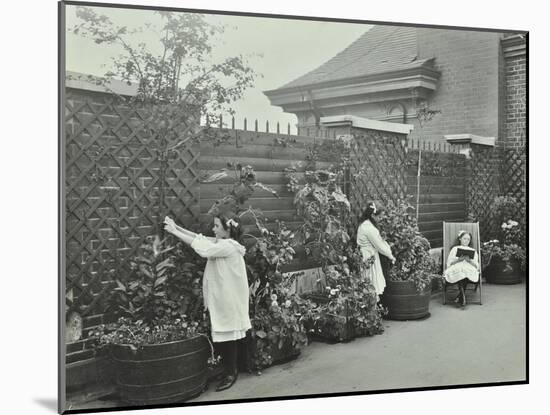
[65,4,370,134]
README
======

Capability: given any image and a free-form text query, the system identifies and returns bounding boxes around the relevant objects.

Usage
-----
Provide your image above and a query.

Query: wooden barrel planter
[382,280,431,320]
[484,258,523,285]
[111,335,209,406]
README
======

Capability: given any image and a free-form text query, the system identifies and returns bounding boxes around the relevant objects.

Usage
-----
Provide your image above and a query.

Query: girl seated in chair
[444,230,479,307]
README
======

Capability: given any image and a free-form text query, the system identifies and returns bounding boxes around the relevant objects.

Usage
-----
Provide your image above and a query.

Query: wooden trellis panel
[347,129,408,230]
[501,147,526,203]
[65,89,200,317]
[466,144,502,239]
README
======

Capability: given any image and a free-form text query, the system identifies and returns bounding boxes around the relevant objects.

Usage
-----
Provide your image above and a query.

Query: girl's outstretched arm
[164,221,195,246]
[165,216,216,242]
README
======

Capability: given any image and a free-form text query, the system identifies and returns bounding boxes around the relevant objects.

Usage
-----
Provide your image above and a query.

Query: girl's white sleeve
[191,235,234,258]
[365,225,393,258]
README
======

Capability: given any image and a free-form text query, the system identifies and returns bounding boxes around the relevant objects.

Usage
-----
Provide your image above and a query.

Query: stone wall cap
[444,133,496,147]
[320,115,414,135]
[66,71,138,96]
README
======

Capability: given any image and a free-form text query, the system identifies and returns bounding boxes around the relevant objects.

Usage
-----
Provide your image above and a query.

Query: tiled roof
[280,25,424,89]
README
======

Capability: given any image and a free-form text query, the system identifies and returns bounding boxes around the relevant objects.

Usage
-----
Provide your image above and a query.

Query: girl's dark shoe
[216,373,238,392]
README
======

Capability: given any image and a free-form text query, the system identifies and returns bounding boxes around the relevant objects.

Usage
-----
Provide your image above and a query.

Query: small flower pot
[381,280,431,320]
[484,257,523,285]
[111,336,209,406]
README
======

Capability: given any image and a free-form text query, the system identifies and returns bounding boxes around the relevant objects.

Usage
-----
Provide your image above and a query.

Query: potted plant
[286,168,384,341]
[91,236,216,405]
[481,196,526,284]
[245,219,311,370]
[376,199,440,320]
[304,250,384,342]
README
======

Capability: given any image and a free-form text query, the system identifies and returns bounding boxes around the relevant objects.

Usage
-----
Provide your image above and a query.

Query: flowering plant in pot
[92,236,216,405]
[304,249,384,342]
[481,196,526,284]
[376,199,440,320]
[286,168,384,340]
[245,219,311,370]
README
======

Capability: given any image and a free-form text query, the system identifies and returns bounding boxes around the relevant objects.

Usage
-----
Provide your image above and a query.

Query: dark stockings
[215,340,238,376]
[454,279,468,306]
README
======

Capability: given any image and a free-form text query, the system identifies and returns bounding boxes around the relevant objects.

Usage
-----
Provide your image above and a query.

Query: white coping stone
[320,115,414,135]
[444,134,496,147]
[66,71,138,96]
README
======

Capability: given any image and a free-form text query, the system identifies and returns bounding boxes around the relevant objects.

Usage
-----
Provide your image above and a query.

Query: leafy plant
[304,249,384,341]
[71,7,258,112]
[481,195,526,273]
[251,293,309,370]
[287,169,351,266]
[492,196,526,248]
[99,236,208,348]
[481,240,526,272]
[245,221,312,370]
[205,163,278,218]
[376,199,440,292]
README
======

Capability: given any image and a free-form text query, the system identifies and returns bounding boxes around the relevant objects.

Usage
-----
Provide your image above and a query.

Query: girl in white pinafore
[356,202,396,297]
[443,230,479,307]
[164,214,251,392]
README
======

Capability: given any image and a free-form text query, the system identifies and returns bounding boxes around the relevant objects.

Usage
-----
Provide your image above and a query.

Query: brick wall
[502,35,527,148]
[413,28,503,143]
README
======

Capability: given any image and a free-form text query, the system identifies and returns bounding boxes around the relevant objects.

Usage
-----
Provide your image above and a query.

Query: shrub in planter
[93,236,216,405]
[245,220,312,370]
[481,196,526,284]
[250,295,309,369]
[286,168,384,341]
[376,200,440,320]
[305,253,384,342]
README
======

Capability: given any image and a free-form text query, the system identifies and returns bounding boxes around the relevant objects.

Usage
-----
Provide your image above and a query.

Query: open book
[456,248,475,259]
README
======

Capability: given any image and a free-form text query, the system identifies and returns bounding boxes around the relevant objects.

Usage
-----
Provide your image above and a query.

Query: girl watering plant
[164,214,251,392]
[356,201,396,298]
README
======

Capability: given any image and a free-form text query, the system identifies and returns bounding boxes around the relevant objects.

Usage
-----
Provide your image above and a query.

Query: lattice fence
[347,129,408,229]
[466,144,502,239]
[501,146,526,203]
[65,89,200,317]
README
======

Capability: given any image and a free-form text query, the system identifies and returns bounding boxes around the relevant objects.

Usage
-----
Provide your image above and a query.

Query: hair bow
[226,218,239,228]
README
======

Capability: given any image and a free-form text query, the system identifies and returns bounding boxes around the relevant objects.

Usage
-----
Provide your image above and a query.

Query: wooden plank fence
[406,139,469,248]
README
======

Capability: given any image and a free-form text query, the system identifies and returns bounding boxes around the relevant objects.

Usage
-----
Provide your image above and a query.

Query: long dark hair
[215,214,243,243]
[359,200,378,229]
[456,231,473,247]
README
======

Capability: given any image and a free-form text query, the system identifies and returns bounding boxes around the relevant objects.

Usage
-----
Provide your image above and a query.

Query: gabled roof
[279,25,426,90]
